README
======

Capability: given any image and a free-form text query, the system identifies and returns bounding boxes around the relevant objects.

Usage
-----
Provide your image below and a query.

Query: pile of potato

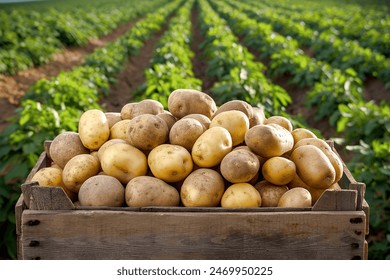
[31,89,343,208]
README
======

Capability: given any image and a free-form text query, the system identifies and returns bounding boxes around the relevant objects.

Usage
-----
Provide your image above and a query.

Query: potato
[63,154,101,193]
[250,106,266,127]
[125,176,180,207]
[262,157,296,185]
[291,128,317,145]
[294,138,343,183]
[221,183,261,208]
[120,102,138,120]
[157,111,177,131]
[127,114,169,151]
[180,168,225,207]
[291,145,336,189]
[105,112,122,128]
[277,187,312,208]
[220,149,260,183]
[109,119,131,141]
[148,144,193,183]
[169,118,204,151]
[100,142,148,184]
[287,173,310,189]
[31,167,77,201]
[254,180,288,207]
[192,126,233,167]
[213,100,253,121]
[78,175,125,207]
[78,109,110,150]
[182,114,211,130]
[233,145,267,166]
[264,116,293,132]
[168,89,217,119]
[49,131,89,169]
[210,110,249,146]
[245,124,294,158]
[97,138,128,161]
[121,99,164,120]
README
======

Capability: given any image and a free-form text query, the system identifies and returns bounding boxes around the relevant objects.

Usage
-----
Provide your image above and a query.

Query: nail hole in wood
[29,240,40,247]
[351,243,359,249]
[28,220,40,226]
[350,217,363,224]
[354,230,362,235]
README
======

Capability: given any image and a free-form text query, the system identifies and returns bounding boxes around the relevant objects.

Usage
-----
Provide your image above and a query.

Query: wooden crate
[15,141,369,260]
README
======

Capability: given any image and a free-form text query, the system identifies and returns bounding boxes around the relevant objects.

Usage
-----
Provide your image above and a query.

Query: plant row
[256,0,390,57]
[0,0,181,259]
[0,0,163,75]
[135,0,202,107]
[211,0,363,126]
[197,0,291,117]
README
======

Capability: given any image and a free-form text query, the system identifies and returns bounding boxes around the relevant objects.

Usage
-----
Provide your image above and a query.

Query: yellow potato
[148,144,193,183]
[213,100,253,121]
[182,114,211,130]
[220,149,260,183]
[125,176,180,207]
[180,168,225,207]
[294,138,343,184]
[169,118,205,151]
[120,102,138,120]
[221,183,261,208]
[31,167,77,201]
[254,180,288,207]
[78,109,110,150]
[168,89,217,119]
[192,126,233,167]
[127,114,169,151]
[262,156,296,185]
[97,139,128,161]
[62,154,101,193]
[250,106,266,127]
[277,187,312,208]
[210,110,249,146]
[105,112,122,128]
[110,119,132,141]
[100,142,148,184]
[245,124,294,158]
[120,99,164,119]
[49,131,89,169]
[264,116,293,132]
[291,128,317,145]
[291,145,336,189]
[78,175,125,207]
[157,111,177,131]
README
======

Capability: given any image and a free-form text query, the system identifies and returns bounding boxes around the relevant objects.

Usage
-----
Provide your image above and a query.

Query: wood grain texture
[15,195,25,260]
[312,189,357,211]
[21,209,367,260]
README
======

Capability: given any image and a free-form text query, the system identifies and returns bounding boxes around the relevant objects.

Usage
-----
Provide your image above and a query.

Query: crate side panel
[21,210,366,260]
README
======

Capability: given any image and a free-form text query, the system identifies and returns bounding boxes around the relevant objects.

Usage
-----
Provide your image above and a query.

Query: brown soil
[0,19,138,133]
[100,28,169,113]
[363,76,390,105]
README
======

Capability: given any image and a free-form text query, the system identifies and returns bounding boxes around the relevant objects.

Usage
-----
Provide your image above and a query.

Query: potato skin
[220,149,260,183]
[221,183,261,208]
[168,89,217,119]
[293,138,343,184]
[180,168,225,207]
[62,154,101,193]
[264,116,293,132]
[125,176,180,207]
[148,144,193,183]
[110,119,132,141]
[291,128,317,145]
[169,118,204,151]
[78,109,110,150]
[245,124,294,158]
[121,99,164,120]
[78,175,125,207]
[210,110,249,146]
[157,111,177,131]
[105,112,122,128]
[127,114,169,151]
[192,127,233,168]
[182,114,211,130]
[262,157,296,185]
[254,180,288,207]
[250,106,266,128]
[101,142,148,184]
[97,138,128,161]
[213,100,253,121]
[49,131,89,169]
[291,145,336,189]
[277,187,312,208]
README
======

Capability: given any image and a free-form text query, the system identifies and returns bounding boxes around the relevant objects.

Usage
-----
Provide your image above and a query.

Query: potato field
[0,0,389,260]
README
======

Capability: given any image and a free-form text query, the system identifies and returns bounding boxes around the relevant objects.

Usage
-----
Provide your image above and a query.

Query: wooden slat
[312,189,357,211]
[21,210,366,260]
[15,195,25,260]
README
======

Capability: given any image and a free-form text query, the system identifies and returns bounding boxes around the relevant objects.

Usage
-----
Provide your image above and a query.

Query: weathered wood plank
[15,195,25,260]
[21,210,366,260]
[312,189,357,211]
